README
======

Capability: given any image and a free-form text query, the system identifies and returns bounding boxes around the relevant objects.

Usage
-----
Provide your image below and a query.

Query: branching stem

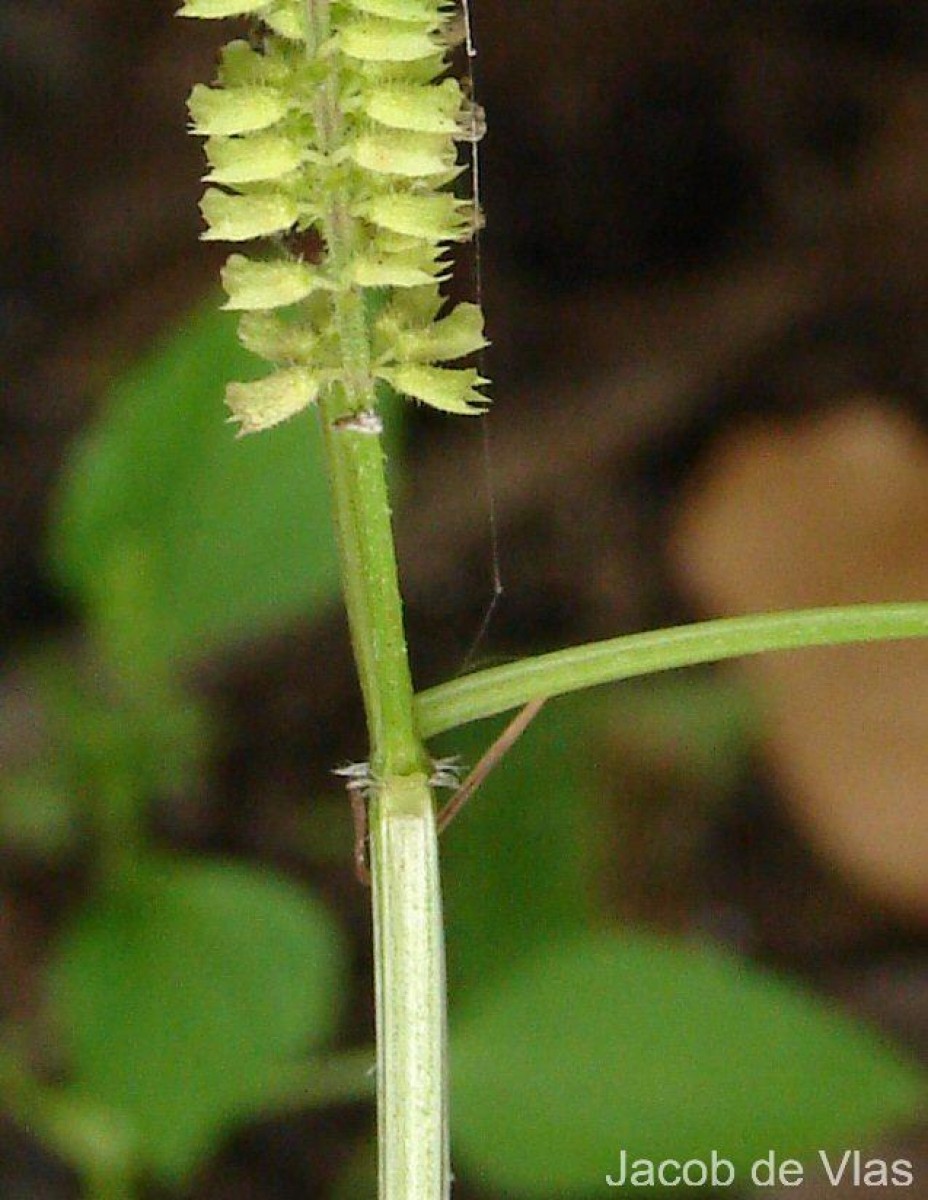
[416,602,928,737]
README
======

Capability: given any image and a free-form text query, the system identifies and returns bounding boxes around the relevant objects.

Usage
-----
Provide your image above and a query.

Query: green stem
[369,773,448,1199]
[318,398,448,1200]
[318,390,425,773]
[415,602,928,737]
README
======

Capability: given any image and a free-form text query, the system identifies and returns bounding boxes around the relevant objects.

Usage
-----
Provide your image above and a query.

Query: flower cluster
[180,0,488,433]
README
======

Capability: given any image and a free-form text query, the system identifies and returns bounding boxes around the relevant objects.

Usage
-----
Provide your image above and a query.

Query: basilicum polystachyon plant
[178,3,928,1198]
[180,2,483,1196]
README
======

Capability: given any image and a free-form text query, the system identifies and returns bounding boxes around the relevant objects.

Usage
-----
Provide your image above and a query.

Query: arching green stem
[415,603,928,737]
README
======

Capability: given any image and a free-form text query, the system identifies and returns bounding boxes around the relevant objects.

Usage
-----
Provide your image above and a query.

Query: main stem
[309,8,447,1188]
[319,397,448,1200]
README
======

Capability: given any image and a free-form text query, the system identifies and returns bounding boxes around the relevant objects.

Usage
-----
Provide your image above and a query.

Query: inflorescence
[180,0,488,434]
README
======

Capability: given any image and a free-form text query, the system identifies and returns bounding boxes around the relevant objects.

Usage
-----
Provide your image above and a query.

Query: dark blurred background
[2,1,928,1196]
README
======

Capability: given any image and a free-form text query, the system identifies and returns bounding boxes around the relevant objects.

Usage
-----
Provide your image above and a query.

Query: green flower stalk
[180,2,486,1196]
[181,0,488,433]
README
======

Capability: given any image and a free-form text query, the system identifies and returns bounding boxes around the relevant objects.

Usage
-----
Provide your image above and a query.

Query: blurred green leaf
[36,648,208,803]
[49,304,342,663]
[451,931,926,1196]
[613,675,756,792]
[437,696,599,1002]
[48,856,346,1183]
[0,768,76,859]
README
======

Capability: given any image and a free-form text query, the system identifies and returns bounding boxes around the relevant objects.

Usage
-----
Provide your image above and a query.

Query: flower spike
[182,0,488,430]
